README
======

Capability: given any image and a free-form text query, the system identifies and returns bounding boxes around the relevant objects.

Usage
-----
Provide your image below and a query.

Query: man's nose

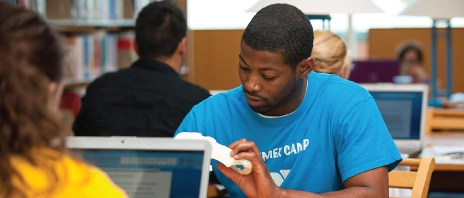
[245,74,262,92]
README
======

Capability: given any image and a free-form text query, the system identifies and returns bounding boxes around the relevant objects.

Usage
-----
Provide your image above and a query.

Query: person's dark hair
[0,2,65,197]
[135,1,187,59]
[397,42,424,64]
[242,3,314,68]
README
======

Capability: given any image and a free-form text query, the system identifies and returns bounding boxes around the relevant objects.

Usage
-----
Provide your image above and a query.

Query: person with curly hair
[0,3,127,197]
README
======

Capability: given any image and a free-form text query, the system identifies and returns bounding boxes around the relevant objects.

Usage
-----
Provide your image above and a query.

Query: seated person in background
[0,3,126,197]
[396,41,429,83]
[73,1,210,137]
[443,92,464,109]
[175,4,401,197]
[312,30,350,79]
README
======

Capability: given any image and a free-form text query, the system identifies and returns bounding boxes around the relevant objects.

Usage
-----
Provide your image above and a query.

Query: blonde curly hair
[312,30,347,76]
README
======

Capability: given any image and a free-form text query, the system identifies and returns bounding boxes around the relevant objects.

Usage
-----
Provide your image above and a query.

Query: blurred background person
[396,41,429,84]
[0,3,126,197]
[72,1,210,137]
[312,30,350,79]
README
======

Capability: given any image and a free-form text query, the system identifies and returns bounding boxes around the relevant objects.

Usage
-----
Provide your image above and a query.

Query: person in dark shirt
[73,1,210,137]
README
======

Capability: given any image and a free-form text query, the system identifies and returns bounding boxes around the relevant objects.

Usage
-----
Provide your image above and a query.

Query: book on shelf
[41,0,160,22]
[15,0,46,14]
[17,0,185,22]
[46,0,132,21]
[62,30,137,83]
[14,0,185,87]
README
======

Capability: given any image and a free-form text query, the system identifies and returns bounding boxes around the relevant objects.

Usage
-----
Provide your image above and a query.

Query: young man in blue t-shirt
[176,3,402,198]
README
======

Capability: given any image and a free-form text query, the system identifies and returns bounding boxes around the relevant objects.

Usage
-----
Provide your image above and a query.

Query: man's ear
[297,57,314,78]
[177,37,187,57]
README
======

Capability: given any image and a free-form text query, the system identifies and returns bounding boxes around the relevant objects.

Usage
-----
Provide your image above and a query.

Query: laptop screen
[72,149,204,198]
[349,60,400,83]
[369,91,423,139]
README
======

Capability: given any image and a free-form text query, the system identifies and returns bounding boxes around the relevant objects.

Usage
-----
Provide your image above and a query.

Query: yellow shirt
[5,149,127,198]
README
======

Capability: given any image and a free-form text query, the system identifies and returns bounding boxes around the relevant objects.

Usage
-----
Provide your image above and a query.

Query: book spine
[79,0,86,20]
[71,0,78,19]
[76,36,84,80]
[83,36,90,80]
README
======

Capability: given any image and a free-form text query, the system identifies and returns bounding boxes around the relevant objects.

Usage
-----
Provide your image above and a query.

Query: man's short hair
[135,1,186,59]
[242,4,314,68]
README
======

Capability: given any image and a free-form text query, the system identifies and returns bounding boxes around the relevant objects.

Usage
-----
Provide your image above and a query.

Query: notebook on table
[66,137,211,198]
[360,83,428,156]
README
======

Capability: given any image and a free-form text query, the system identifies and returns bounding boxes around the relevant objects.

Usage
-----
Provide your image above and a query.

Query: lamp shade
[247,0,384,14]
[400,0,464,20]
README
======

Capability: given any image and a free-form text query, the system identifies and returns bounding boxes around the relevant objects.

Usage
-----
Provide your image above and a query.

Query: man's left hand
[217,138,283,198]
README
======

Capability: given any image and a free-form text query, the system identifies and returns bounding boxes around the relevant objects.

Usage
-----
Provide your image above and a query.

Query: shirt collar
[131,59,178,76]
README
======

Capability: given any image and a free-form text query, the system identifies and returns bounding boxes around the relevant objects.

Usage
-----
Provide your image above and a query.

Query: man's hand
[216,138,283,198]
[216,139,389,198]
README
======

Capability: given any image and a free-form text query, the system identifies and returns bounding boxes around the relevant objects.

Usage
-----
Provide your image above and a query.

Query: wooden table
[422,133,464,193]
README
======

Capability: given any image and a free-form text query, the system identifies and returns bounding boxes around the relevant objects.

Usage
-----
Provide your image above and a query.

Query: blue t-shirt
[175,72,402,197]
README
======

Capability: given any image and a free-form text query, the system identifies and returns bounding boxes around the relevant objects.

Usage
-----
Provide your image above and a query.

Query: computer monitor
[67,137,211,198]
[349,60,401,83]
[360,84,428,155]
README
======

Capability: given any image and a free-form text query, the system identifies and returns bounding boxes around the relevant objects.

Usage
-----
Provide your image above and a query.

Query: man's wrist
[275,187,287,198]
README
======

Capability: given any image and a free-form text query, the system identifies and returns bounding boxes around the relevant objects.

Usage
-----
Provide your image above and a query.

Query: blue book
[83,36,90,80]
[109,0,116,20]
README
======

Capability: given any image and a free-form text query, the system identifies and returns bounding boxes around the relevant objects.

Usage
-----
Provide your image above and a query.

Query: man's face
[238,41,300,115]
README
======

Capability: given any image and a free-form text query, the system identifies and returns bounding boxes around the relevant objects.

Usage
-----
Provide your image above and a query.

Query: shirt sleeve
[336,97,402,182]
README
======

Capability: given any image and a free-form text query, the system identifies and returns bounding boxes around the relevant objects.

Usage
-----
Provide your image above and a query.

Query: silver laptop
[66,137,211,198]
[360,83,428,156]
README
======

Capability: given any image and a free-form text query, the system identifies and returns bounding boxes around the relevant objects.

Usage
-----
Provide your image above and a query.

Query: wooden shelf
[47,19,135,27]
[64,79,92,90]
[47,19,135,32]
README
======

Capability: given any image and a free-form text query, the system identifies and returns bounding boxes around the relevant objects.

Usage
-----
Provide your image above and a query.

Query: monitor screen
[72,149,204,198]
[369,91,423,139]
[349,60,401,83]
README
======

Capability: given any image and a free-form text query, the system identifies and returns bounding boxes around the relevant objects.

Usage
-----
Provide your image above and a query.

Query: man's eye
[263,76,276,80]
[239,66,250,71]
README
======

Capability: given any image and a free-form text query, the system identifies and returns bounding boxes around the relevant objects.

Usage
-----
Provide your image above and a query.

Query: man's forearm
[278,186,386,198]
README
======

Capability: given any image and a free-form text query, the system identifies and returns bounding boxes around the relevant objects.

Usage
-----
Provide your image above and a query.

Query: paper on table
[431,146,464,156]
[421,146,464,164]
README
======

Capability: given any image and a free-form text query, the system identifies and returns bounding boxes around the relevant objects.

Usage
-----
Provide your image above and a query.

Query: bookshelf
[19,0,191,89]
[64,79,92,90]
[33,0,140,89]
[47,19,135,27]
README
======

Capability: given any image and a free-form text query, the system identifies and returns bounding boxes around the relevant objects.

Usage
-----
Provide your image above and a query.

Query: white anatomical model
[175,132,252,175]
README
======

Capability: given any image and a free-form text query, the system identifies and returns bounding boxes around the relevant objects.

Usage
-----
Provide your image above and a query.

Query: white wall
[187,0,464,31]
[187,0,258,30]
